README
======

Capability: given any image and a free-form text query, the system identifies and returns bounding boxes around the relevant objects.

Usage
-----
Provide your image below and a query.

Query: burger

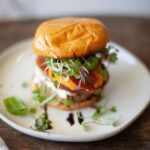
[32,18,117,111]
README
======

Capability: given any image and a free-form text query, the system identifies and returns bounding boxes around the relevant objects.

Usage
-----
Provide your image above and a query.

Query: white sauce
[33,67,72,99]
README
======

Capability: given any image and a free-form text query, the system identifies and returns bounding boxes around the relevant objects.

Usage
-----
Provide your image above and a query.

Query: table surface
[0,17,150,150]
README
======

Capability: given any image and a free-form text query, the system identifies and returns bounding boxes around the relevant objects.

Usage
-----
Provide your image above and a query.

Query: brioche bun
[49,96,98,111]
[32,18,109,59]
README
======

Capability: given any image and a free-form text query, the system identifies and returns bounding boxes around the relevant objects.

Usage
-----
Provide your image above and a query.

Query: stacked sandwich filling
[31,18,113,110]
[33,50,109,106]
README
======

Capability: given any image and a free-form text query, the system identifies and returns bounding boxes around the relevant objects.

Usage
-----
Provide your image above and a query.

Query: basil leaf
[4,97,28,116]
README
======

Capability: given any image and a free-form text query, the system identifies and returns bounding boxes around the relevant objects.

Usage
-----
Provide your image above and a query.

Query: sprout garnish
[77,105,118,131]
[45,45,118,87]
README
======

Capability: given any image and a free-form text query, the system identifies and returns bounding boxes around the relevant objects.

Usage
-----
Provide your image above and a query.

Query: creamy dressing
[33,67,72,99]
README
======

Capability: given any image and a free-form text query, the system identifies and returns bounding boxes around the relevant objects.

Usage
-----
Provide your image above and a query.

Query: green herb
[45,54,99,84]
[92,105,106,120]
[102,117,118,126]
[101,47,109,55]
[64,99,72,107]
[30,108,37,114]
[4,97,28,116]
[22,81,29,88]
[101,46,119,64]
[85,56,99,70]
[32,85,48,103]
[110,106,117,112]
[79,104,118,131]
[108,52,118,63]
[45,45,119,86]
[34,113,53,131]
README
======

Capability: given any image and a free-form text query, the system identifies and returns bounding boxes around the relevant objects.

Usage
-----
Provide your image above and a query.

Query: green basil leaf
[4,97,28,116]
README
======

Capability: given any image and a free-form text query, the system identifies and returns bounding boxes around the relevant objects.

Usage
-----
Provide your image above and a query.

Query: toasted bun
[32,18,109,59]
[48,96,98,111]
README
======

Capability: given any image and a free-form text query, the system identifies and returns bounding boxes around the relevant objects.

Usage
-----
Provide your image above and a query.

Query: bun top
[32,17,109,59]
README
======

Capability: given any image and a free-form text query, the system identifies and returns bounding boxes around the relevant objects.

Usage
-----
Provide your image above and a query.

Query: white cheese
[33,67,72,99]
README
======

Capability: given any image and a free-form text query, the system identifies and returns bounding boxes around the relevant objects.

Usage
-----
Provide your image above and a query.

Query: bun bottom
[48,96,99,111]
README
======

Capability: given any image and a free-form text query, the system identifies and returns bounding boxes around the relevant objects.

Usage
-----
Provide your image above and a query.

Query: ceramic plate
[0,39,150,142]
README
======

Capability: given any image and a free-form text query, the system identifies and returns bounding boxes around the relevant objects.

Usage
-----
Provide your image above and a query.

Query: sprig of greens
[77,105,118,131]
[108,52,118,63]
[107,45,119,63]
[34,113,53,131]
[32,85,57,106]
[45,45,118,87]
[4,97,28,116]
[32,85,49,103]
[45,55,100,84]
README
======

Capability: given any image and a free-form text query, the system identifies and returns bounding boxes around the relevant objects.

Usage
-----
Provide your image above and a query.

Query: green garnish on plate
[4,96,28,116]
[34,113,53,131]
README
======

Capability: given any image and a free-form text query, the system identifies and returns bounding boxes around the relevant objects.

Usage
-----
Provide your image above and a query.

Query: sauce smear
[66,113,75,126]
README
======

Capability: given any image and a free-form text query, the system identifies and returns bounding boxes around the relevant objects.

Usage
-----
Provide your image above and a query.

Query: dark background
[0,16,150,150]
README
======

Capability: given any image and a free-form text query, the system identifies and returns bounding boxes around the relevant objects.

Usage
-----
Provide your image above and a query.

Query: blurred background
[0,0,150,20]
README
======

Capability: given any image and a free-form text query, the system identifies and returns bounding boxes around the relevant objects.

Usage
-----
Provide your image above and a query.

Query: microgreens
[77,104,119,131]
[45,54,100,84]
[32,85,49,103]
[34,113,53,131]
[45,45,119,87]
[108,52,118,63]
[32,85,56,105]
[92,105,106,120]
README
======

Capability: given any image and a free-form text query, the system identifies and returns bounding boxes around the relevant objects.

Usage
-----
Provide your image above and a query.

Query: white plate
[0,39,150,142]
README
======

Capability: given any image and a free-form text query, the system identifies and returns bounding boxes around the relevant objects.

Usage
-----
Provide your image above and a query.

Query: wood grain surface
[0,17,150,150]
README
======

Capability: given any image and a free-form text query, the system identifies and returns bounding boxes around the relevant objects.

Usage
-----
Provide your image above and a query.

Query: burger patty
[66,88,102,102]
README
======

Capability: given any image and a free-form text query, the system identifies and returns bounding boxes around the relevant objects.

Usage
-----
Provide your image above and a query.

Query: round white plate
[0,39,150,142]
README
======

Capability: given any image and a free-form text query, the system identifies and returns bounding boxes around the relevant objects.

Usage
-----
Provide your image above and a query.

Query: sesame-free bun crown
[32,18,109,59]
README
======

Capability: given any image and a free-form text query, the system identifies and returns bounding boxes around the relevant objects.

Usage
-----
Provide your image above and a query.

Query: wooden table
[0,17,150,150]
